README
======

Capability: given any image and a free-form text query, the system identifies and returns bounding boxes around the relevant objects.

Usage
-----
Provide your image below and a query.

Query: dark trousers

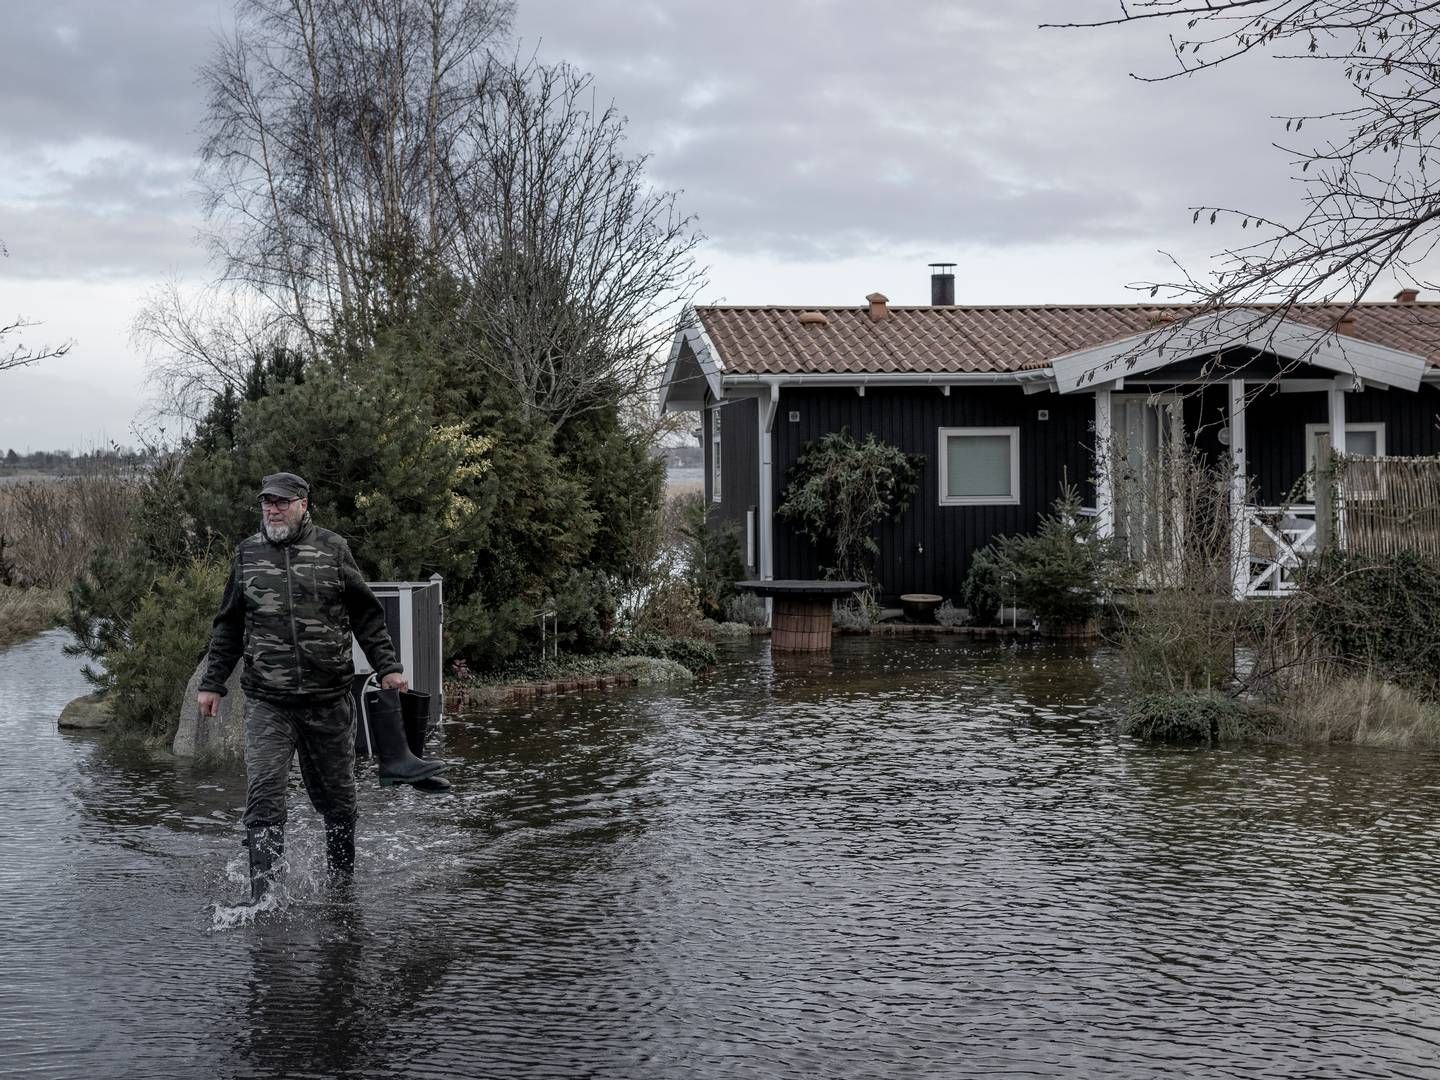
[243,696,357,828]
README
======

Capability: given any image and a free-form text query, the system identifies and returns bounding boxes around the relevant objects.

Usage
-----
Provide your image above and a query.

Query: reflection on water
[4,629,1440,1078]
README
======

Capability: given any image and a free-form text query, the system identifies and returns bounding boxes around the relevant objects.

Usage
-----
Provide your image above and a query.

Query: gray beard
[262,511,308,544]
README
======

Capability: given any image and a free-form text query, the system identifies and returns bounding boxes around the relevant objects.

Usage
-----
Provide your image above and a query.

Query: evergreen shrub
[618,634,717,674]
[967,485,1127,632]
[674,492,743,620]
[1299,551,1440,698]
[102,559,229,742]
[960,547,1005,626]
[1118,690,1273,746]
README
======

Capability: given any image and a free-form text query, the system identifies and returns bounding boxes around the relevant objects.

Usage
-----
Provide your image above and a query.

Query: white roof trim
[1050,309,1429,394]
[658,309,725,412]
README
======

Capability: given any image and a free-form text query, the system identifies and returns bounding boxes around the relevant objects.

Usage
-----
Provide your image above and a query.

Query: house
[658,267,1440,603]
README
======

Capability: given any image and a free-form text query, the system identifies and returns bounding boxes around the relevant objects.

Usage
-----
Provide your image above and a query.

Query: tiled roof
[695,303,1440,375]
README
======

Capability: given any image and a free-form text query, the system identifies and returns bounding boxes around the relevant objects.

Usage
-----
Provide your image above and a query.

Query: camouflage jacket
[199,522,402,705]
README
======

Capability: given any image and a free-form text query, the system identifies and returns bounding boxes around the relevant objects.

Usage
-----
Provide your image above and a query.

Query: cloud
[0,0,1355,283]
[1,0,225,281]
[0,0,1399,451]
[3,0,225,157]
[512,0,1349,264]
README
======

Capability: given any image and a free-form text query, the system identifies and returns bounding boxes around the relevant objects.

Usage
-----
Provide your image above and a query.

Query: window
[1304,421,1386,498]
[939,427,1020,506]
[1304,421,1386,467]
[710,407,722,503]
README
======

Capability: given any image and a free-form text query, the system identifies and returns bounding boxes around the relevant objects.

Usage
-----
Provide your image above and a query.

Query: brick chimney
[866,292,890,322]
[1395,288,1420,304]
[1336,312,1359,336]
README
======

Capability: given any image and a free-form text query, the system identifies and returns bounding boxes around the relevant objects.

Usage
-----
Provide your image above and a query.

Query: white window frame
[1304,421,1386,468]
[710,406,722,503]
[1304,421,1386,498]
[938,426,1021,506]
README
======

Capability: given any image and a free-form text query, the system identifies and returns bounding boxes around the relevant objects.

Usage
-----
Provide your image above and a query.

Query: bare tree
[1,240,73,373]
[445,60,706,427]
[132,279,294,425]
[163,0,700,431]
[197,0,513,353]
[1050,2,1440,329]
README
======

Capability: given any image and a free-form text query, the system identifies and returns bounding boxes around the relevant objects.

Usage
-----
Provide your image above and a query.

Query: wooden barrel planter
[734,579,867,653]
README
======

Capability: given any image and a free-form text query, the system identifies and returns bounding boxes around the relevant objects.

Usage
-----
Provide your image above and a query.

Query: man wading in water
[197,472,443,901]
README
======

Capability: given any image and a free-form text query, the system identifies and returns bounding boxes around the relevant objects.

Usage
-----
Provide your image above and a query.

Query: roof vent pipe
[866,292,891,322]
[929,262,956,306]
[1395,288,1420,304]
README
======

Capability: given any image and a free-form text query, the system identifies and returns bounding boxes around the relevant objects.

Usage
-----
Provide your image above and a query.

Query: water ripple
[2,632,1440,1078]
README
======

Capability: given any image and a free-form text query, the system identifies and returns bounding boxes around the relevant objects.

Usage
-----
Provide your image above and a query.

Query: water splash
[208,847,289,930]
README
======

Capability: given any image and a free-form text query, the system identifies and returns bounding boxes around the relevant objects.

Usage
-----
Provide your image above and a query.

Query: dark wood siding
[1207,383,1440,504]
[770,386,1094,601]
[1108,377,1440,506]
[702,394,761,572]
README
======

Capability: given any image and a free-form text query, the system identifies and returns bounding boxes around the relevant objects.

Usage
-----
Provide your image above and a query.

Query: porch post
[1229,378,1250,600]
[1327,378,1347,456]
[1094,386,1114,539]
[1328,377,1348,550]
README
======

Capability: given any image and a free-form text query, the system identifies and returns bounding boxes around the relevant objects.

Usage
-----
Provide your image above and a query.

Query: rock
[172,661,247,760]
[58,692,112,730]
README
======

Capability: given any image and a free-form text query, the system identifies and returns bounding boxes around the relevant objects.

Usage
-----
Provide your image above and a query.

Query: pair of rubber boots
[365,687,450,794]
[247,817,354,901]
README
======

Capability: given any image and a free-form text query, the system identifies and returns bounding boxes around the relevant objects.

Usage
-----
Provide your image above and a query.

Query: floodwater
[5,630,1440,1079]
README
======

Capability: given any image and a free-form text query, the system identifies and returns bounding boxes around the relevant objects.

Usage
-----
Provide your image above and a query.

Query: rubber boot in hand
[247,825,285,902]
[364,687,443,786]
[401,690,450,794]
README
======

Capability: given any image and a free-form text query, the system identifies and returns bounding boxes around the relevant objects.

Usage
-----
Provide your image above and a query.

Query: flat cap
[259,472,310,500]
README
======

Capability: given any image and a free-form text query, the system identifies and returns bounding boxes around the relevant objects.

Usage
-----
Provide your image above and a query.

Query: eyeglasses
[260,495,298,510]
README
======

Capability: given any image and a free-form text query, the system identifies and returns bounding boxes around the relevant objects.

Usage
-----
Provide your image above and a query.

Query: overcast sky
[0,0,1360,450]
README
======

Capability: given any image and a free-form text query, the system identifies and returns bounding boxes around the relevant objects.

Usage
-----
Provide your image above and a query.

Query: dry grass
[0,585,65,650]
[0,473,134,588]
[665,478,703,500]
[1268,669,1440,749]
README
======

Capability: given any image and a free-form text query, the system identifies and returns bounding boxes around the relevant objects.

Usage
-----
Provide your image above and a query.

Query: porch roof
[686,301,1440,380]
[1049,309,1432,393]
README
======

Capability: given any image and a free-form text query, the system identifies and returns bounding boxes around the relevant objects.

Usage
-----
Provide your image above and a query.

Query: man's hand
[197,691,222,717]
[380,671,409,692]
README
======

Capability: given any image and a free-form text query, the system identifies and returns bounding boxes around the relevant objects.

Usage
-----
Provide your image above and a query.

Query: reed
[0,586,65,650]
[1268,667,1440,749]
[0,473,134,589]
